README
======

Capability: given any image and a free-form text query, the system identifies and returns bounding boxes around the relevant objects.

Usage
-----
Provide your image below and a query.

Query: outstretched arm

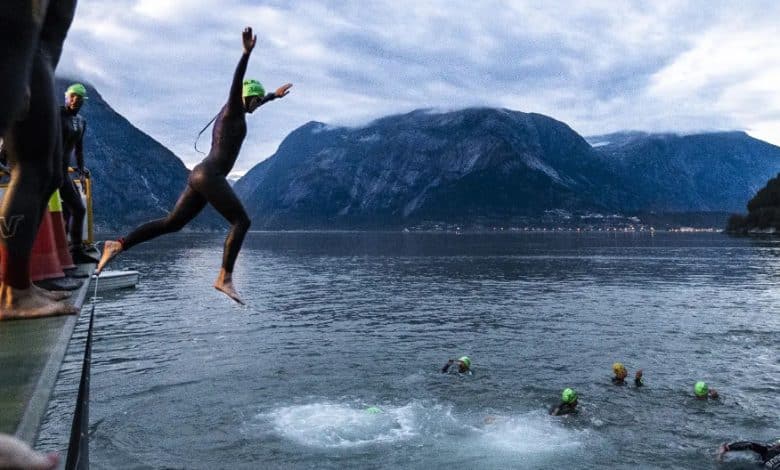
[441,359,454,373]
[227,27,256,114]
[256,83,293,107]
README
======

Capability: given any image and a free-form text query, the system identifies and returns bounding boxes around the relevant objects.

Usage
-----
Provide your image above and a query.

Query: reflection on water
[38,232,780,469]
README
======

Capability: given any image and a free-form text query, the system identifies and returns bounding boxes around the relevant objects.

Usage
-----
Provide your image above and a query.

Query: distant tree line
[728,173,780,233]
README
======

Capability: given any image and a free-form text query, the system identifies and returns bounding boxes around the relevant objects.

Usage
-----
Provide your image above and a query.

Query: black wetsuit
[0,0,76,289]
[59,105,86,249]
[550,401,577,416]
[118,48,276,274]
[723,442,780,469]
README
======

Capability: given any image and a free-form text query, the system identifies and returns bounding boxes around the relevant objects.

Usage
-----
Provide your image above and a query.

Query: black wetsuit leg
[188,164,250,273]
[0,1,74,289]
[58,173,85,246]
[120,185,207,250]
[0,3,43,137]
[1,46,58,289]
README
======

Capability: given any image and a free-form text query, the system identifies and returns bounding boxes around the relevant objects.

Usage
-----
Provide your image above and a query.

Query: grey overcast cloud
[59,0,780,175]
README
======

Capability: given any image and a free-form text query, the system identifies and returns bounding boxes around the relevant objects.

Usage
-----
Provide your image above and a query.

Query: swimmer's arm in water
[441,359,454,373]
[718,441,769,460]
[227,27,256,115]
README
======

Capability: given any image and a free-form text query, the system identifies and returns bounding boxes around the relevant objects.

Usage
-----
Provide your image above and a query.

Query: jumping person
[59,82,91,261]
[0,0,79,320]
[96,27,292,304]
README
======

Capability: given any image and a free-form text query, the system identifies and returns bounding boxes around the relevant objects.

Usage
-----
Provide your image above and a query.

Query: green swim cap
[562,388,577,404]
[458,356,471,369]
[66,83,88,98]
[694,381,708,397]
[242,79,265,98]
[365,406,382,414]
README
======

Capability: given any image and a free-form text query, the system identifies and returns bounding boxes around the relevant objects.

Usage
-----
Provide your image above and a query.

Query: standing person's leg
[96,186,207,273]
[196,176,250,304]
[0,1,48,136]
[0,49,74,319]
[58,174,86,251]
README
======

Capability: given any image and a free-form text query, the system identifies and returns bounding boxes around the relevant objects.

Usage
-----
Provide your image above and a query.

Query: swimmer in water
[634,369,644,387]
[717,440,780,469]
[550,388,578,416]
[96,26,292,304]
[441,356,471,374]
[611,362,628,385]
[693,381,718,400]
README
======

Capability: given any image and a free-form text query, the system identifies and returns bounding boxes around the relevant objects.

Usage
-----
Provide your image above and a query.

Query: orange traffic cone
[30,204,65,282]
[48,190,75,270]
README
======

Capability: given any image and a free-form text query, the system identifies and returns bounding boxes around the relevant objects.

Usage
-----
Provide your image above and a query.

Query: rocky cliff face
[235,108,780,229]
[589,131,780,213]
[234,108,635,228]
[55,78,220,231]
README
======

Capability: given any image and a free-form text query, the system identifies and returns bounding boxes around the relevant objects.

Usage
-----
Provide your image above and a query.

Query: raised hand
[242,27,256,54]
[275,83,293,98]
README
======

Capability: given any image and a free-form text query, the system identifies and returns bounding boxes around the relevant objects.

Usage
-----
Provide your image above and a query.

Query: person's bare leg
[214,268,244,305]
[32,282,70,300]
[95,239,122,274]
[0,284,77,320]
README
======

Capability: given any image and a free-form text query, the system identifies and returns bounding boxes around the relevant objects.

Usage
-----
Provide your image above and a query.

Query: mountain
[234,108,636,229]
[235,108,780,229]
[589,131,780,213]
[54,78,220,231]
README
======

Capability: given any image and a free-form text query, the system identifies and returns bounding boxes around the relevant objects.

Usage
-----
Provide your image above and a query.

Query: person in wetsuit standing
[96,27,292,304]
[718,440,780,469]
[0,0,79,320]
[59,82,90,261]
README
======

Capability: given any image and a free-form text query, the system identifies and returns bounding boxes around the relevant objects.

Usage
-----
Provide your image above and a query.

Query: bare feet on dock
[0,284,78,320]
[0,433,59,470]
[214,269,244,305]
[96,240,122,274]
[32,283,71,301]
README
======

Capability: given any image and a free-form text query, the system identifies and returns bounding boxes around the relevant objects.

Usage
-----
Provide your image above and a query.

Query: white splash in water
[266,402,423,448]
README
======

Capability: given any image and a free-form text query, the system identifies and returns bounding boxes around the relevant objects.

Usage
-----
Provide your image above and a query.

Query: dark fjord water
[37,232,779,469]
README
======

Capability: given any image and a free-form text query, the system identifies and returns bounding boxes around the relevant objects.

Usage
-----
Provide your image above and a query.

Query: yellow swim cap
[612,362,626,375]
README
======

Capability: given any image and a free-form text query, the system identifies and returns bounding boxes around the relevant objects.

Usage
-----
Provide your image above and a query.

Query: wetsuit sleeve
[227,51,251,115]
[75,120,85,172]
[441,360,453,373]
[725,442,768,460]
[257,92,277,107]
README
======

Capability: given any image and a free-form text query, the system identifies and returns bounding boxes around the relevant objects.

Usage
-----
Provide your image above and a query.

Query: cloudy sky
[58,0,780,175]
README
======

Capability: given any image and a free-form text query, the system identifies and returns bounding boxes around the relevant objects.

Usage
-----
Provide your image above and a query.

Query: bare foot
[32,283,71,301]
[214,269,244,305]
[0,284,78,320]
[96,240,123,274]
[0,433,59,470]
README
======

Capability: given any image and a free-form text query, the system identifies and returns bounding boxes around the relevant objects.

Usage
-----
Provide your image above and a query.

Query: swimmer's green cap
[694,381,708,397]
[458,356,471,369]
[365,406,382,414]
[242,79,265,98]
[65,83,88,98]
[562,388,577,404]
